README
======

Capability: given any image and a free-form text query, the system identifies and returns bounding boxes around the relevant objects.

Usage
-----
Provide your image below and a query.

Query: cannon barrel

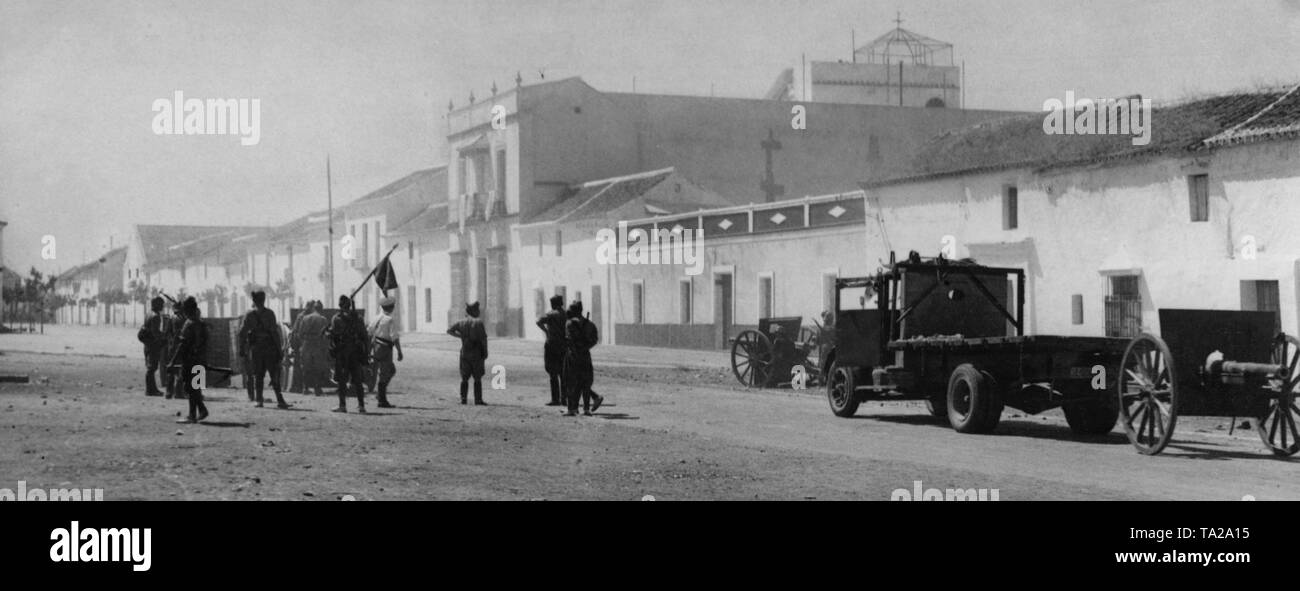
[1204,351,1285,385]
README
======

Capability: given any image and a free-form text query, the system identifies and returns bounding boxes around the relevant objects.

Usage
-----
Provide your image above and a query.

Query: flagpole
[326,155,335,306]
[348,244,400,301]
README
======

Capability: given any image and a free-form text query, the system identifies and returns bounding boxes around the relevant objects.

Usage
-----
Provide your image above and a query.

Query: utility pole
[326,155,335,306]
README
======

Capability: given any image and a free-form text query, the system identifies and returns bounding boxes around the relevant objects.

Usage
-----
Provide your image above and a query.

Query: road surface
[0,325,1294,500]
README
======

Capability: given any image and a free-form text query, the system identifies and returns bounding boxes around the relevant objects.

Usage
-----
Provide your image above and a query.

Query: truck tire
[947,364,1002,433]
[1063,398,1118,435]
[826,362,860,418]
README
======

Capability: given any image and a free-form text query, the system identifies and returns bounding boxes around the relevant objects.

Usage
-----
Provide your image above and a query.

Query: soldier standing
[296,301,331,396]
[164,299,185,399]
[139,296,167,397]
[169,297,209,423]
[328,295,369,413]
[536,294,567,406]
[240,290,291,409]
[447,301,488,405]
[368,295,400,409]
[562,301,603,416]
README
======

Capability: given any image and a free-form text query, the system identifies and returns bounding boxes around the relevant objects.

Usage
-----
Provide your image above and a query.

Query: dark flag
[374,254,398,296]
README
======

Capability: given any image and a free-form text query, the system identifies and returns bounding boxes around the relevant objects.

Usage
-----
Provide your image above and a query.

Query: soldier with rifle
[562,301,603,416]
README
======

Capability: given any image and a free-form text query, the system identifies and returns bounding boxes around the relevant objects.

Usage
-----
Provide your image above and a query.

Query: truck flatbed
[887,334,1130,354]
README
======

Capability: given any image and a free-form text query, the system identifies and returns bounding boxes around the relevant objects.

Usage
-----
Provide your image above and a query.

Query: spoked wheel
[1118,333,1178,455]
[731,330,773,388]
[1258,334,1300,456]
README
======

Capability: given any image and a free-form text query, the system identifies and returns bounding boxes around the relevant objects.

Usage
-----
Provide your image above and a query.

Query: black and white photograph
[1,0,1297,532]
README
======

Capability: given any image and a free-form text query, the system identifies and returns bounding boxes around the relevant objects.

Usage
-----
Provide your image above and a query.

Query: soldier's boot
[377,383,394,408]
[146,371,161,396]
[356,384,367,414]
[333,389,347,413]
[547,374,561,406]
[473,379,485,405]
[272,380,290,409]
[459,380,468,404]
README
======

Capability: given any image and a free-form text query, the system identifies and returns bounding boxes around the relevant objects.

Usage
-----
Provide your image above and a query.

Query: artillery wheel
[731,330,773,388]
[826,360,860,417]
[1118,333,1178,455]
[946,364,1002,433]
[1258,334,1300,456]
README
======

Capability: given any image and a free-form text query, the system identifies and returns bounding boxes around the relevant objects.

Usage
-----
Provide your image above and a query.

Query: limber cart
[730,316,824,388]
[822,252,1300,457]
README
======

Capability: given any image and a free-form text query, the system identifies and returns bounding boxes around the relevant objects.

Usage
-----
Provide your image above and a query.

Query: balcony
[462,193,487,222]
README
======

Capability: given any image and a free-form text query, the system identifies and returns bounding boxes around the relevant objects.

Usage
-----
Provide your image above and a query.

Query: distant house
[514,167,733,343]
[860,85,1300,339]
[444,76,1022,336]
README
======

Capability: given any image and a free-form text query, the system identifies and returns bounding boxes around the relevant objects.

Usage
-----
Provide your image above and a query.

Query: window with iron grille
[1105,275,1142,337]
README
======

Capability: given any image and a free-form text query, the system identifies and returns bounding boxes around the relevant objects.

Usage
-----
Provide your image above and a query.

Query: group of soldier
[535,295,603,416]
[139,289,606,421]
[139,295,208,423]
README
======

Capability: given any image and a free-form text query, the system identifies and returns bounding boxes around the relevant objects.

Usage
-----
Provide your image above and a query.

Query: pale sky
[3,0,1299,276]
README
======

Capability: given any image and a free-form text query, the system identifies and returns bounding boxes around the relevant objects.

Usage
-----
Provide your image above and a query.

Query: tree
[272,277,294,317]
[128,279,150,324]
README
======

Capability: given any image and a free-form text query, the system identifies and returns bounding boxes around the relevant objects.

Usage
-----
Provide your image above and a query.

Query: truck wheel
[1063,398,1119,435]
[947,364,1002,433]
[826,362,860,418]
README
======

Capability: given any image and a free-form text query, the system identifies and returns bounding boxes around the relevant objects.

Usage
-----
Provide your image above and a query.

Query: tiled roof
[528,168,728,224]
[1203,84,1300,147]
[345,166,447,207]
[137,225,264,267]
[867,88,1295,186]
[387,204,448,236]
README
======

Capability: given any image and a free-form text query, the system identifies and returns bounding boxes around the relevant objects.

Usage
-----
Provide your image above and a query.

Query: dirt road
[0,326,1294,500]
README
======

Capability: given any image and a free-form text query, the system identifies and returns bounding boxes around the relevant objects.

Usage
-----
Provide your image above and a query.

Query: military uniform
[141,307,167,396]
[563,304,603,416]
[163,307,185,398]
[447,303,488,405]
[170,300,209,423]
[240,304,289,408]
[328,303,370,413]
[537,299,567,406]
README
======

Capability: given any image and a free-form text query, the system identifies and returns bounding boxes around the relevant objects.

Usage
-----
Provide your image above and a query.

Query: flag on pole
[374,252,398,296]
